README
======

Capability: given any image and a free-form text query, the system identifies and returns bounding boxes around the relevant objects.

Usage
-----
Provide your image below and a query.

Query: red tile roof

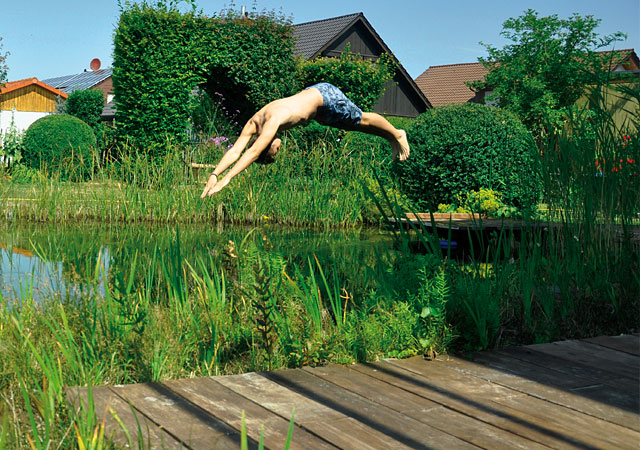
[415,49,638,107]
[1,77,68,98]
[414,63,488,107]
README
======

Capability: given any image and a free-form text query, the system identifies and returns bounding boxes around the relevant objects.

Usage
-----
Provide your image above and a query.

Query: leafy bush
[65,89,104,130]
[297,45,395,111]
[396,103,541,210]
[0,114,24,163]
[7,163,44,184]
[22,114,96,179]
[438,188,518,217]
[113,2,298,152]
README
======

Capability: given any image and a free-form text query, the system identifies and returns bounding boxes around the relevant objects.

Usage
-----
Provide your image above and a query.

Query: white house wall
[0,110,50,134]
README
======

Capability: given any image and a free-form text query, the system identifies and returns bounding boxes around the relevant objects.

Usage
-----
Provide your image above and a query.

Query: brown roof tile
[414,62,488,107]
[415,49,638,107]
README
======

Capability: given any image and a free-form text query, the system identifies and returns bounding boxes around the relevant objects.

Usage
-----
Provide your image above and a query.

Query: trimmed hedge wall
[395,103,541,210]
[113,2,298,152]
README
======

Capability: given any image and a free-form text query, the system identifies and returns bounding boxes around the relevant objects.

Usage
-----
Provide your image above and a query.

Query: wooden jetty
[67,334,640,449]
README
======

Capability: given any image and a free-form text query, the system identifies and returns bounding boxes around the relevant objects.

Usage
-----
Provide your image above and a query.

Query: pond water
[0,222,396,302]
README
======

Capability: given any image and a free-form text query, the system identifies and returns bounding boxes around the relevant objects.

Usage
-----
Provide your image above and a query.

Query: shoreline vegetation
[0,3,637,446]
[1,115,639,447]
[1,68,638,450]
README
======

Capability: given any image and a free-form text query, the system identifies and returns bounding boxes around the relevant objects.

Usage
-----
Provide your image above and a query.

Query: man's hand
[200,173,218,198]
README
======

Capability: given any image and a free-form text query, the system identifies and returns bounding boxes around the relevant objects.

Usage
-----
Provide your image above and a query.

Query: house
[293,13,431,117]
[414,62,489,107]
[42,69,115,122]
[415,49,639,108]
[42,69,113,104]
[0,78,68,134]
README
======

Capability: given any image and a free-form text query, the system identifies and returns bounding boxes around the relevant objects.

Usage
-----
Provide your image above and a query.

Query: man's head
[256,137,281,165]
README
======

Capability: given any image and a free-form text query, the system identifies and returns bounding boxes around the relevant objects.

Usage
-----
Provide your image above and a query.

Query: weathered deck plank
[67,386,184,450]
[217,372,416,450]
[391,357,640,450]
[582,334,640,356]
[495,346,639,393]
[162,377,335,450]
[264,367,476,449]
[303,364,546,449]
[110,383,242,449]
[68,335,640,449]
[527,339,639,379]
[465,351,639,428]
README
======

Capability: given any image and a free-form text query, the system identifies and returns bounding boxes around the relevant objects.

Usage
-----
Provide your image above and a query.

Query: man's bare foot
[396,130,410,161]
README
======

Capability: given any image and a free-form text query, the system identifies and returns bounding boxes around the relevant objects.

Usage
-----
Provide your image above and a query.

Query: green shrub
[297,46,395,111]
[22,114,96,179]
[65,89,104,130]
[438,188,518,217]
[7,163,44,184]
[396,103,541,210]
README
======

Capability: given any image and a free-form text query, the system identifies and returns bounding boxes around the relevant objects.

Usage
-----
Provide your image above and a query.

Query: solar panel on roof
[42,69,112,94]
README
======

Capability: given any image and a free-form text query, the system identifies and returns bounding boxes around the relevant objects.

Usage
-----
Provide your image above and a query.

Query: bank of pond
[0,218,637,447]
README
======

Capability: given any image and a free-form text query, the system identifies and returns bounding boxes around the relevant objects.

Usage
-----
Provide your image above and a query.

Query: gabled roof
[42,69,112,94]
[414,63,488,107]
[601,48,639,71]
[293,13,432,110]
[0,77,68,98]
[293,12,362,59]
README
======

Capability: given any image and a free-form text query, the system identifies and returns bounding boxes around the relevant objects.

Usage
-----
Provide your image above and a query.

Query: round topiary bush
[23,114,97,179]
[395,103,541,211]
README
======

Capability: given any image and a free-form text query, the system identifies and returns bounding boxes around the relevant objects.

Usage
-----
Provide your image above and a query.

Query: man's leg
[353,112,410,161]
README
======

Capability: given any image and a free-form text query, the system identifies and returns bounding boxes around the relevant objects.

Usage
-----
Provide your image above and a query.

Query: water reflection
[0,222,393,302]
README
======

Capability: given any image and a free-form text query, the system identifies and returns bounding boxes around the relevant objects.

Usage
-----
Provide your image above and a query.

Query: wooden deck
[67,334,640,449]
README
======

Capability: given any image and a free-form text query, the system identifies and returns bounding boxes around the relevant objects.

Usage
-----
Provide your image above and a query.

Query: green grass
[1,127,400,227]
[0,84,638,447]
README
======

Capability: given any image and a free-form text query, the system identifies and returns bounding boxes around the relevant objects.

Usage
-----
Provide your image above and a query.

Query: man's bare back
[201,83,410,197]
[251,88,324,133]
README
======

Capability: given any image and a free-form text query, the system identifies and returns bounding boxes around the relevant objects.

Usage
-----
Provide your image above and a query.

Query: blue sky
[1,0,638,81]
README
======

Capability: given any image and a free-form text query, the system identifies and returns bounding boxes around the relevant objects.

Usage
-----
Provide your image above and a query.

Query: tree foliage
[297,46,396,111]
[469,9,626,140]
[112,1,298,152]
[0,36,8,86]
[66,89,105,130]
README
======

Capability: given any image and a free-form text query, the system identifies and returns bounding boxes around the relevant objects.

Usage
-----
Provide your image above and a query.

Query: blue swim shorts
[306,82,363,127]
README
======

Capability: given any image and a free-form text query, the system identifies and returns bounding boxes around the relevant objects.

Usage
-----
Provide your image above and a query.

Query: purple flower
[209,136,230,146]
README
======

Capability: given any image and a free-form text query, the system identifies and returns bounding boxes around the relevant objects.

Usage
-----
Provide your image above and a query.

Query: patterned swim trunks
[306,82,363,127]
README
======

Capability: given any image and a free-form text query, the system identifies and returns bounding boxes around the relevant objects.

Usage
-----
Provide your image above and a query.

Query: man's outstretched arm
[200,122,255,198]
[204,120,279,196]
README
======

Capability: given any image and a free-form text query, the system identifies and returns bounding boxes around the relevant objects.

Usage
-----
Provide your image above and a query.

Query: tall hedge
[396,103,541,210]
[113,1,298,152]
